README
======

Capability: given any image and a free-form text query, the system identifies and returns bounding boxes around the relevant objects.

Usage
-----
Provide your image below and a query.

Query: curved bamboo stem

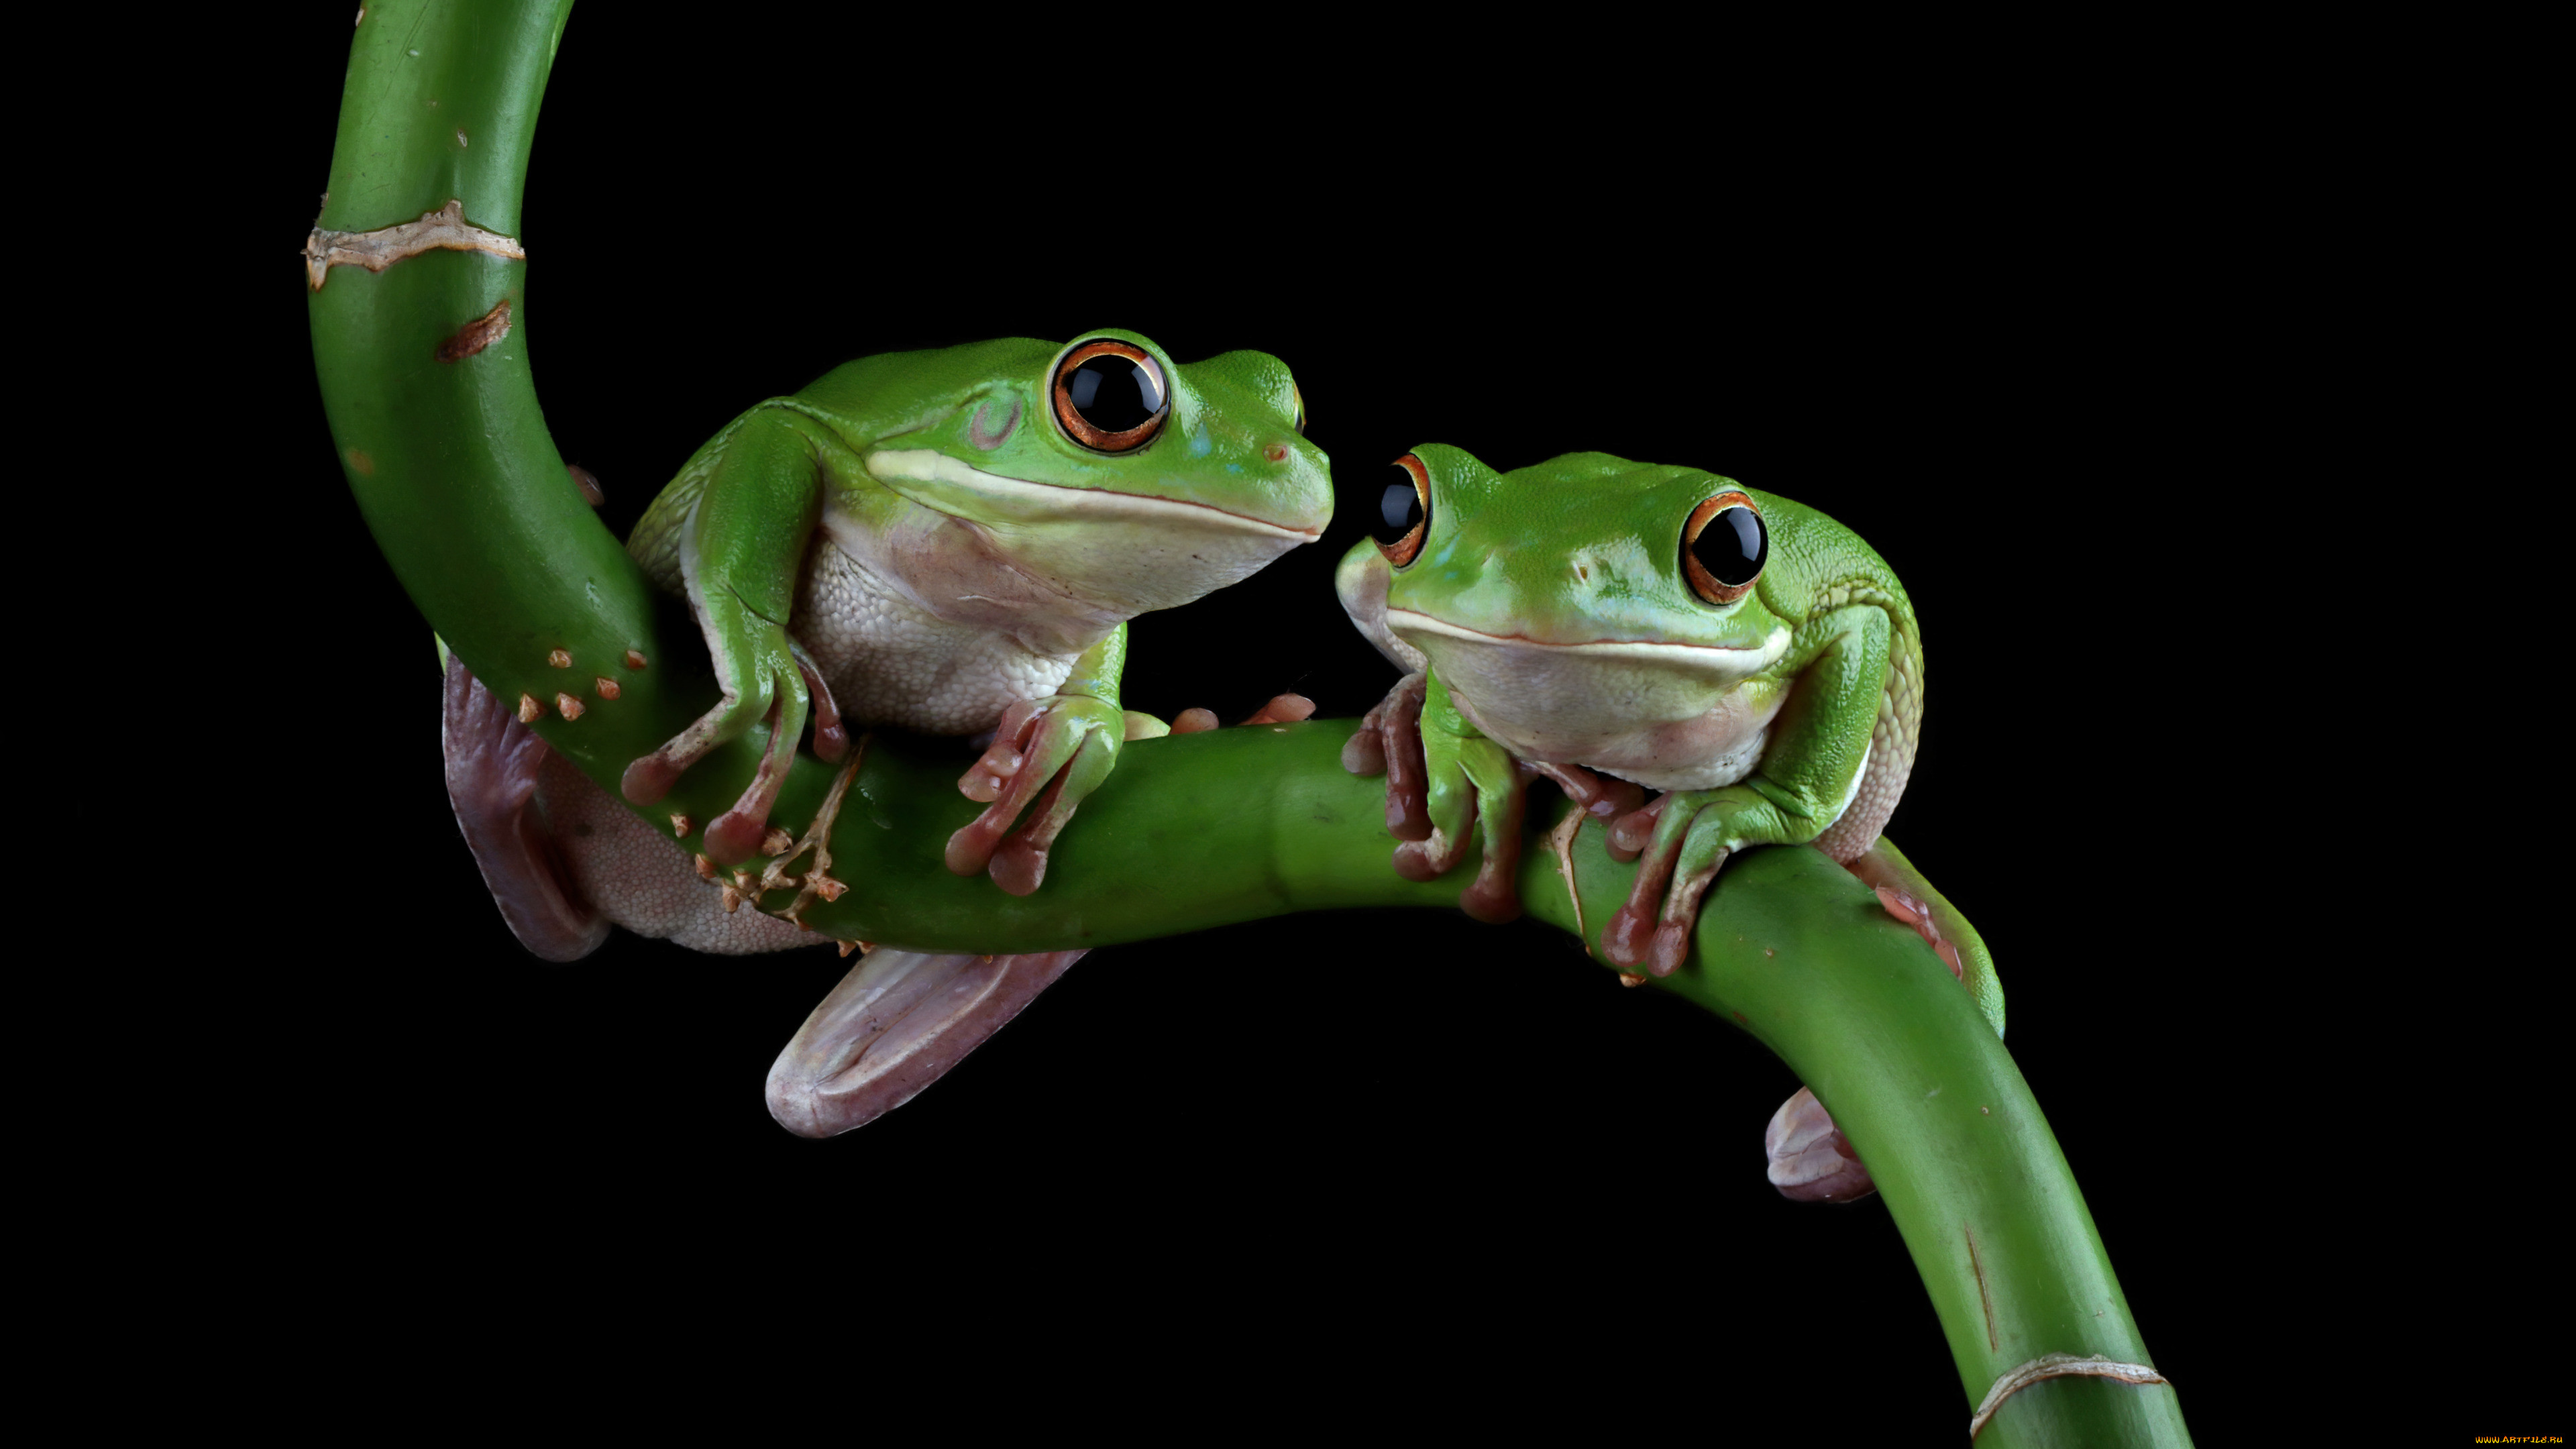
[306,7,2190,1442]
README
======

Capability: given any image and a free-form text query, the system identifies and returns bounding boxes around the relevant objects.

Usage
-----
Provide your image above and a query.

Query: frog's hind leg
[441,655,610,963]
[1765,835,2004,1203]
[765,947,1089,1137]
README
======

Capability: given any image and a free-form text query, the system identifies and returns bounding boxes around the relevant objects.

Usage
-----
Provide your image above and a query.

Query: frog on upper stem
[1335,445,2002,1199]
[443,330,1330,1136]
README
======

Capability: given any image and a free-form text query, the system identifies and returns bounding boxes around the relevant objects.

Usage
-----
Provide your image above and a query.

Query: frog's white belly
[1401,616,1792,794]
[794,536,1078,736]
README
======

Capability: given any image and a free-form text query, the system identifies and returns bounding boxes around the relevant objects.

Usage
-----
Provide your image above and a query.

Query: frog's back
[1749,488,1922,861]
[625,340,1063,594]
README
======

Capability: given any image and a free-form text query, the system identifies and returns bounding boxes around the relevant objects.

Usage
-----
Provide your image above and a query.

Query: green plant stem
[307,7,2190,1442]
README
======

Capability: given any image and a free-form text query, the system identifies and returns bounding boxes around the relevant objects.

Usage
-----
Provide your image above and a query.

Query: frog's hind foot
[766,947,1089,1137]
[754,737,867,924]
[441,655,610,962]
[1765,1085,1876,1203]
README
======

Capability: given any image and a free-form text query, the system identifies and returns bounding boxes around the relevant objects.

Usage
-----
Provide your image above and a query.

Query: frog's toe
[1391,826,1472,883]
[620,752,685,806]
[1531,761,1646,828]
[1340,727,1386,775]
[1765,1085,1877,1203]
[1603,796,1730,975]
[767,947,1089,1138]
[788,638,848,764]
[1379,682,1434,843]
[1604,794,1668,863]
[945,699,1116,890]
[1238,693,1316,725]
[1872,884,1965,981]
[704,808,772,869]
[1601,839,1679,970]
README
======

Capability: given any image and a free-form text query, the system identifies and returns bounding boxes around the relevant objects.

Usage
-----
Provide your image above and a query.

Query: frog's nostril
[1264,442,1289,463]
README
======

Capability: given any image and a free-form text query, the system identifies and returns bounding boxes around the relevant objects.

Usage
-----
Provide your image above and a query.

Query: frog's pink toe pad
[988,839,1048,896]
[704,809,769,868]
[1765,1086,1878,1203]
[622,755,682,806]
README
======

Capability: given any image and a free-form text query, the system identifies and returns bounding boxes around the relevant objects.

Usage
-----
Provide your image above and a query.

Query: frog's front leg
[1346,672,1642,922]
[1397,672,1534,922]
[619,410,827,867]
[944,624,1129,896]
[1603,605,1892,975]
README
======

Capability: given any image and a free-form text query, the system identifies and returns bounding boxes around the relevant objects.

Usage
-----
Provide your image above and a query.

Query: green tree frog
[620,331,1329,881]
[442,331,1328,1134]
[1336,445,2003,1197]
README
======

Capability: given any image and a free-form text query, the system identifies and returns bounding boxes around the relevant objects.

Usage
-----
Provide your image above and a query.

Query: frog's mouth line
[865,448,1322,541]
[1387,610,1793,675]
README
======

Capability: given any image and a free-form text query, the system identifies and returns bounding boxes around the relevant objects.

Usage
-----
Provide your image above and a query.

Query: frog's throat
[1384,610,1793,683]
[864,449,1320,541]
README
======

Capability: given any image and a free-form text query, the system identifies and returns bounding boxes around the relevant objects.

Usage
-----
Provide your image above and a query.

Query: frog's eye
[1682,491,1765,605]
[1373,453,1432,568]
[1051,339,1169,453]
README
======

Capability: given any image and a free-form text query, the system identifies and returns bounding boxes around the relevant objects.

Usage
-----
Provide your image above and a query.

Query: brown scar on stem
[554,692,584,720]
[547,649,572,667]
[1965,1224,1998,1352]
[345,447,374,477]
[692,853,714,878]
[305,199,526,292]
[1968,1354,2171,1441]
[594,678,620,700]
[435,299,512,362]
[515,693,541,724]
[761,828,795,856]
[568,464,604,507]
[674,815,696,841]
[623,649,649,669]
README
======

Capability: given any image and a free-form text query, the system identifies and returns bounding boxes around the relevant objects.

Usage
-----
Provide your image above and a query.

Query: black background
[227,9,2557,1438]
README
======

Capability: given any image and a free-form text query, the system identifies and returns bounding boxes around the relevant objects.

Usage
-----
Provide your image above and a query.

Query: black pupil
[1692,507,1766,586]
[1065,354,1162,432]
[1373,475,1424,546]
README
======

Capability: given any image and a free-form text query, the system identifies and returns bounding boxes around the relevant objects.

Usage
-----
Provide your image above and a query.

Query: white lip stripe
[1387,610,1793,674]
[865,448,1318,540]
